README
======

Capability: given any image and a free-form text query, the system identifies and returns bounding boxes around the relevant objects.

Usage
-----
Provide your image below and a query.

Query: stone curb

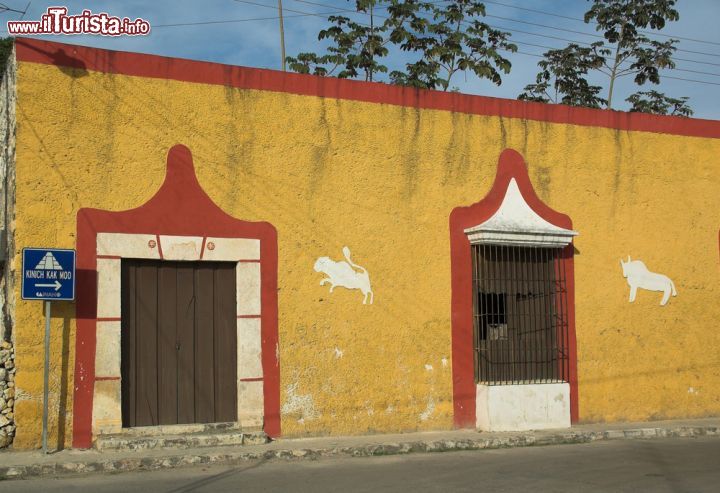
[0,425,718,481]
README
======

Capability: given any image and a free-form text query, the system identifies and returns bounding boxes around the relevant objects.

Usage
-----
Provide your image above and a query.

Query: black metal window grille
[472,244,569,385]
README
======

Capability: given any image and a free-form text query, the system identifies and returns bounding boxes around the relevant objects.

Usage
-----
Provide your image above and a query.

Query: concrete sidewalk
[0,418,718,481]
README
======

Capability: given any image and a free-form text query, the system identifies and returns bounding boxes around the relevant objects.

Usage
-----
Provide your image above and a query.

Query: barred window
[472,244,569,384]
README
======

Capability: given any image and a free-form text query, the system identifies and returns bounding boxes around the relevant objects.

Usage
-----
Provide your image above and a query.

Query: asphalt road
[3,437,720,492]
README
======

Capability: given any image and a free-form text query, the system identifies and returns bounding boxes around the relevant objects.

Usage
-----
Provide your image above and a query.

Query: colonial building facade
[1,38,718,449]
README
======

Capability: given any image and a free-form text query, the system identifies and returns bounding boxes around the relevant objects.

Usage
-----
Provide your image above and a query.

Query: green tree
[519,0,691,115]
[286,1,389,81]
[286,1,517,90]
[386,0,516,91]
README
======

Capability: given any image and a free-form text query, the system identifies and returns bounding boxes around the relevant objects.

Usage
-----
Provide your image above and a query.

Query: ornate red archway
[73,145,280,448]
[449,149,578,428]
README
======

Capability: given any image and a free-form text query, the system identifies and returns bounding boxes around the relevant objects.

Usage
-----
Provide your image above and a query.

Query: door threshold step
[94,427,269,451]
[101,422,251,438]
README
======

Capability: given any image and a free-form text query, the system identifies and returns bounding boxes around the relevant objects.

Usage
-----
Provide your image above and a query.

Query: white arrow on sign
[36,281,62,291]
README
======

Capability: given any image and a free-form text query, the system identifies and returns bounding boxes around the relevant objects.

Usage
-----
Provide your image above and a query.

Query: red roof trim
[15,37,720,139]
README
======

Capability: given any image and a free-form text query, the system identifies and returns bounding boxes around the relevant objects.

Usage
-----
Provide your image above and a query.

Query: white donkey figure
[314,246,374,304]
[620,256,677,306]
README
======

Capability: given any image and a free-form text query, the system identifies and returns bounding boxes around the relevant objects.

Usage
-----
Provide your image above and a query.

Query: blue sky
[3,1,719,119]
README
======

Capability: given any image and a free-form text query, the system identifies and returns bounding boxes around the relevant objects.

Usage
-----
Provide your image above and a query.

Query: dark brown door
[121,259,237,427]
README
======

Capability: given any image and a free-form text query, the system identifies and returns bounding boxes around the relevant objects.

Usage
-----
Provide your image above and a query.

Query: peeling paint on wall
[281,382,319,423]
[419,397,435,421]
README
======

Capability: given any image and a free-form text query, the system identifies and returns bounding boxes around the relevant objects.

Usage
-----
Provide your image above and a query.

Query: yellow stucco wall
[10,59,720,449]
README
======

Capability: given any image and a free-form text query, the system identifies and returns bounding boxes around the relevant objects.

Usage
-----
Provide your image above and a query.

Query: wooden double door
[121,259,237,427]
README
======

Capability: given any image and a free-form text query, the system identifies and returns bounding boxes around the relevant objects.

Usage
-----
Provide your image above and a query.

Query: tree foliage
[517,44,606,108]
[386,0,516,91]
[287,1,388,81]
[626,90,692,116]
[286,0,516,90]
[0,37,13,80]
[519,0,691,116]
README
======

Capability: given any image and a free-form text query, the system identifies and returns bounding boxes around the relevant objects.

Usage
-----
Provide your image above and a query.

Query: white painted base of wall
[476,383,570,431]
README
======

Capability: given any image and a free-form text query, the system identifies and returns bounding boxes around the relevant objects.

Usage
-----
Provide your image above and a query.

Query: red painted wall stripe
[155,234,164,260]
[449,149,579,428]
[15,38,720,140]
[199,236,207,260]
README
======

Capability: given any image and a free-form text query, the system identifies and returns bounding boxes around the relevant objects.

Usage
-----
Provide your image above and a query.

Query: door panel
[214,265,238,422]
[135,262,159,426]
[158,264,178,424]
[194,267,216,424]
[121,260,238,427]
[176,265,196,424]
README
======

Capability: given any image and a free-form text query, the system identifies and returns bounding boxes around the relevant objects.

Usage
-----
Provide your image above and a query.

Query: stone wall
[0,44,16,344]
[0,44,15,449]
[0,339,15,447]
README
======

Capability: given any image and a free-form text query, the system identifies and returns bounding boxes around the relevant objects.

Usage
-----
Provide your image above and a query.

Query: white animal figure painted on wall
[314,246,374,304]
[620,256,677,306]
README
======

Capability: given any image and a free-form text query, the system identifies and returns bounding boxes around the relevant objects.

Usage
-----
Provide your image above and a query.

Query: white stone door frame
[91,232,264,436]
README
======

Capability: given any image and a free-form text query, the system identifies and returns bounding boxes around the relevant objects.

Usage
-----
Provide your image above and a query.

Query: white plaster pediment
[464,179,578,247]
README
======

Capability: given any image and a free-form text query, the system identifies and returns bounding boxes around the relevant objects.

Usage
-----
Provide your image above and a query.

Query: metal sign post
[21,248,76,454]
[42,300,51,453]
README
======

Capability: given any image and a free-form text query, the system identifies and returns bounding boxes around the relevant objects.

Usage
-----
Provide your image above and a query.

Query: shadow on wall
[49,300,74,451]
[18,42,88,78]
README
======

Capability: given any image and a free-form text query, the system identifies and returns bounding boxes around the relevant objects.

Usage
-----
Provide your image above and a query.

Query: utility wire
[153,12,333,28]
[0,2,26,15]
[503,23,720,68]
[493,23,720,70]
[234,0,349,21]
[9,0,717,89]
[412,0,720,50]
[151,7,720,75]
[483,12,720,58]
[659,74,720,86]
[18,1,29,21]
[505,38,720,77]
[379,0,720,54]
[146,6,720,69]
[0,10,336,31]
[284,0,720,77]
[481,0,720,47]
[507,49,720,85]
[290,0,720,59]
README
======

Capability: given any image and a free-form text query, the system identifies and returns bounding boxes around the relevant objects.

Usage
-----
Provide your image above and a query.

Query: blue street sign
[22,248,76,301]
